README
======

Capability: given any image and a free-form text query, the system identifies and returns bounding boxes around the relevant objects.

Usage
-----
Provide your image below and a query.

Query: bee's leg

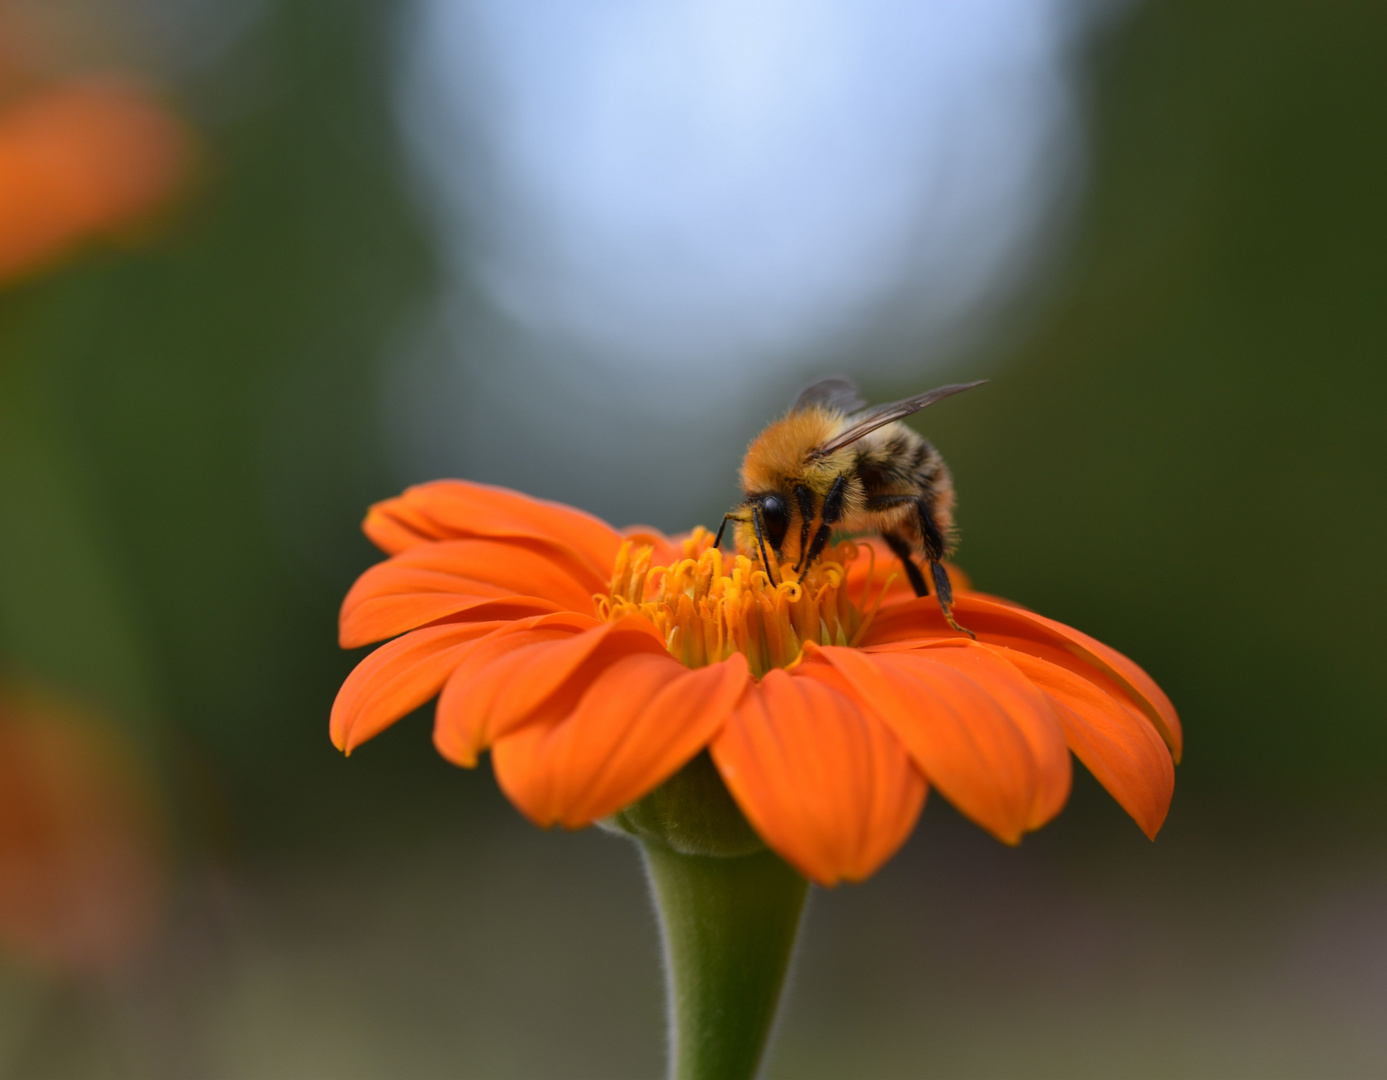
[792,485,816,573]
[800,475,847,571]
[914,498,974,639]
[752,505,779,586]
[864,494,931,594]
[881,532,929,597]
[713,512,741,549]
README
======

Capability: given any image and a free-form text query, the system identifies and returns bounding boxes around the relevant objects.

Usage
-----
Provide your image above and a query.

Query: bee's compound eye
[759,494,790,549]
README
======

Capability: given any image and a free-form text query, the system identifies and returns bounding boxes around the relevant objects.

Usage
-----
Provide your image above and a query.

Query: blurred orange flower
[0,685,167,973]
[0,77,191,285]
[333,481,1181,885]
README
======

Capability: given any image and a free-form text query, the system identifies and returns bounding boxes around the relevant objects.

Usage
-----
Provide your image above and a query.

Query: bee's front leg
[713,512,740,549]
[791,485,816,573]
[799,475,847,572]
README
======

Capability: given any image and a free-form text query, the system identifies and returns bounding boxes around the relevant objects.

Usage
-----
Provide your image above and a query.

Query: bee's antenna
[751,505,779,586]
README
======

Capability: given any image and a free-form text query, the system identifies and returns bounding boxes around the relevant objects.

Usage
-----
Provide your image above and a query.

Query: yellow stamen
[597,528,877,678]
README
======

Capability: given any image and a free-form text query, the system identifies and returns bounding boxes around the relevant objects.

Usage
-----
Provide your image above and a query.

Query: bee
[715,376,986,636]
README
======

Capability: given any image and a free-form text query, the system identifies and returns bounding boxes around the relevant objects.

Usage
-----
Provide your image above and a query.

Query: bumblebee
[715,376,985,635]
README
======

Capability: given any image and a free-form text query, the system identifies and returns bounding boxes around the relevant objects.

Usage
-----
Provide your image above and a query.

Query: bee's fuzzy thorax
[738,407,840,493]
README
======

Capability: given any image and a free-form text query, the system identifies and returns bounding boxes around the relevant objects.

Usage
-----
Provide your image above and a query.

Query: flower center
[595,528,891,677]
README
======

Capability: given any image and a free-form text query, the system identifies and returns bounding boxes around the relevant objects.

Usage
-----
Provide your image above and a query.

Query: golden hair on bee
[715,376,985,636]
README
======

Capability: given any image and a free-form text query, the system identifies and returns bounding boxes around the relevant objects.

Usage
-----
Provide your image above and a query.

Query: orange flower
[332,481,1181,885]
[0,685,167,973]
[0,78,191,285]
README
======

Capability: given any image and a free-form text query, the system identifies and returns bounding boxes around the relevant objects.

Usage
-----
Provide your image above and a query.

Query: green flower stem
[641,840,809,1080]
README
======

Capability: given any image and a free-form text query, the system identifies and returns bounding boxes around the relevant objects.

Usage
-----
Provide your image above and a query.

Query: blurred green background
[1,0,1384,1076]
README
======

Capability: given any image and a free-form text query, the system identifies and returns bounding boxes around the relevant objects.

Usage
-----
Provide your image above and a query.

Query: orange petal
[432,615,664,767]
[339,538,605,647]
[331,621,515,754]
[492,653,749,827]
[866,594,1182,762]
[362,480,623,580]
[869,641,1072,830]
[1000,649,1174,839]
[711,670,926,885]
[1021,606,1182,761]
[620,525,681,567]
[805,644,1051,843]
[340,595,559,650]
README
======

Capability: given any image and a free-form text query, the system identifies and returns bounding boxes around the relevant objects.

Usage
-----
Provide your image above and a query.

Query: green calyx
[607,753,809,1080]
[606,750,765,857]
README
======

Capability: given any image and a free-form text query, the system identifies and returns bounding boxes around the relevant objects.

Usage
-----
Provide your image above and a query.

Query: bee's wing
[791,376,866,414]
[810,380,987,458]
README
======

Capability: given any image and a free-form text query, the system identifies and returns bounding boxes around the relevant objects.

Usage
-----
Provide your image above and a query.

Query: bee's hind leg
[928,560,975,639]
[881,532,929,597]
[913,499,976,640]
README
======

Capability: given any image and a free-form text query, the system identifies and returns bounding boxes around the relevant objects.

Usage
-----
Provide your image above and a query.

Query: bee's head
[752,490,791,553]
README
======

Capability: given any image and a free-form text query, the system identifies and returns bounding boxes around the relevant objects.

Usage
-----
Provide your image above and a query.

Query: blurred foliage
[918,0,1387,805]
[0,0,444,851]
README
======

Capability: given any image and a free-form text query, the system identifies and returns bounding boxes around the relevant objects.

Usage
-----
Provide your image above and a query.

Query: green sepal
[603,750,764,857]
